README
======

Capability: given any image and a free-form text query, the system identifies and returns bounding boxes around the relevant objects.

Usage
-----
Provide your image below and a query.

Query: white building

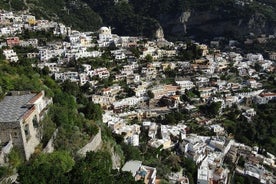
[92,67,110,79]
[113,97,142,109]
[39,48,64,61]
[197,152,228,184]
[175,79,195,92]
[247,53,264,62]
[54,72,79,82]
[122,160,157,184]
[3,49,18,62]
[180,134,207,164]
[37,62,60,73]
[19,39,38,47]
[99,27,112,41]
[254,92,276,104]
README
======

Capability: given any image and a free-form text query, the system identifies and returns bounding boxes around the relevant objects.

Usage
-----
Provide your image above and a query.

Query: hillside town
[0,9,276,184]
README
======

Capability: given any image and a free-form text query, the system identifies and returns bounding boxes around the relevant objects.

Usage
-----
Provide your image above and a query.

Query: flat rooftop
[0,93,36,123]
[122,160,142,177]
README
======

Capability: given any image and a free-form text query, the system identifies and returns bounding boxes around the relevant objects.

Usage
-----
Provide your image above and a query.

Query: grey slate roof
[0,94,36,123]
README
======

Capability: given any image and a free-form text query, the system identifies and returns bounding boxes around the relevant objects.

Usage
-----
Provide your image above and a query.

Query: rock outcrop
[155,24,164,39]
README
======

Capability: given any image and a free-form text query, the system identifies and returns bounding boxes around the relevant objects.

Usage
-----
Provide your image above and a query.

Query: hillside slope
[128,0,276,40]
[1,0,276,40]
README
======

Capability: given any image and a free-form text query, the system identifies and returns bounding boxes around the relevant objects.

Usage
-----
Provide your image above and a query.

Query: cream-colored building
[0,91,52,160]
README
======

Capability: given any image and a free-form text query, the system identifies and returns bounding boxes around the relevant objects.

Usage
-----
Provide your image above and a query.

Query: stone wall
[77,129,102,157]
[0,121,22,147]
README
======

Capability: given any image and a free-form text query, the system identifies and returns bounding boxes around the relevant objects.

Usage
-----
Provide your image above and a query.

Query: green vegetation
[0,40,139,183]
[8,147,24,169]
[17,150,137,184]
[0,0,10,10]
[161,111,186,125]
[70,151,140,184]
[222,102,276,155]
[178,43,203,60]
[20,30,63,46]
[69,151,111,183]
[26,0,102,31]
[233,173,261,184]
[0,0,26,11]
[0,58,49,98]
[18,151,74,184]
[242,38,276,55]
[0,147,24,179]
[85,0,159,38]
[199,101,222,118]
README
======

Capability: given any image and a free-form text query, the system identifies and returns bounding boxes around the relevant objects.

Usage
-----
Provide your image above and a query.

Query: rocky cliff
[158,9,276,40]
[127,0,276,40]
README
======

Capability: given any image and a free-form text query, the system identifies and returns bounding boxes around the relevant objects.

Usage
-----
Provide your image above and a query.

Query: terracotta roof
[102,88,111,92]
[28,91,43,104]
[260,93,276,97]
[22,106,36,121]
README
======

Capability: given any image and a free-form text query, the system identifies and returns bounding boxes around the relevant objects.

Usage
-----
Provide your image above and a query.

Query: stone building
[0,91,52,160]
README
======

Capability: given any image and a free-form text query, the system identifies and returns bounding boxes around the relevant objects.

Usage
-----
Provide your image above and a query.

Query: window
[32,115,38,128]
[13,131,18,138]
[24,124,30,141]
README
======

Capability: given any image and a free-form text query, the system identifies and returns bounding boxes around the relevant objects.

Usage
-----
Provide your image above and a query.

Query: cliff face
[127,0,276,40]
[158,10,276,40]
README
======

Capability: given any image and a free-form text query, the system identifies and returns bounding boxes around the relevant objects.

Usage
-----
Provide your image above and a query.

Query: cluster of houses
[1,9,276,184]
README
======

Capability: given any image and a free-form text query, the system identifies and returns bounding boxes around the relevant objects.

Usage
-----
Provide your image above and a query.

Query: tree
[165,153,181,172]
[0,166,9,180]
[121,143,142,161]
[178,43,203,60]
[69,151,113,184]
[129,47,141,58]
[199,101,222,117]
[18,151,74,184]
[41,115,57,145]
[80,82,91,93]
[112,170,141,184]
[82,102,103,121]
[53,91,77,109]
[61,80,80,97]
[8,147,24,169]
[181,157,197,184]
[144,54,153,63]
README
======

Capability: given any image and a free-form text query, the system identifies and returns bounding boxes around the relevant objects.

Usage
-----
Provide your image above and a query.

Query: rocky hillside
[0,0,103,31]
[1,0,276,40]
[128,0,276,40]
